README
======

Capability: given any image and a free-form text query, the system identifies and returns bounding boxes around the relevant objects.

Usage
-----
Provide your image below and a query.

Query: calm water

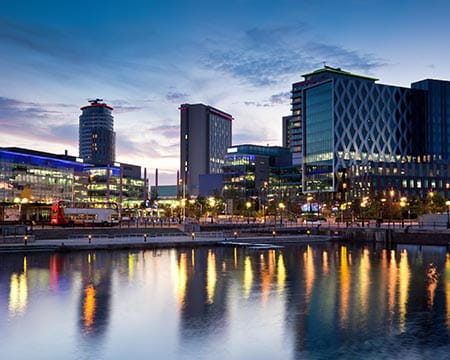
[1,243,450,360]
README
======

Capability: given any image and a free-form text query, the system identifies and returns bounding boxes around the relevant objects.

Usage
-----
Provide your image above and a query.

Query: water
[0,243,449,360]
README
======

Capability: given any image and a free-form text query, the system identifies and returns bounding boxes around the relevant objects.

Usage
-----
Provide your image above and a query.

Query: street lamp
[208,197,216,223]
[360,200,366,227]
[446,200,450,229]
[278,202,285,226]
[245,201,251,224]
[400,197,407,228]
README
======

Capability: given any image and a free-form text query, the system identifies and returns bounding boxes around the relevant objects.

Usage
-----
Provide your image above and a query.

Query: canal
[1,243,449,359]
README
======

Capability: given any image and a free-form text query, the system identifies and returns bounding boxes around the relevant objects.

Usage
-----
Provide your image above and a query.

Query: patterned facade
[299,66,424,194]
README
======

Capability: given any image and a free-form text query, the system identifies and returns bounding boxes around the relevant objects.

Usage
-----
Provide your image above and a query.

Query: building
[411,79,450,160]
[0,147,146,217]
[222,144,299,207]
[345,160,450,201]
[87,163,145,208]
[79,99,116,165]
[289,66,450,202]
[180,103,233,196]
[294,66,425,195]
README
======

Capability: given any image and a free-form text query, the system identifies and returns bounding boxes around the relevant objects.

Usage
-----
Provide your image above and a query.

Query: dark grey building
[411,79,450,161]
[79,99,116,165]
[180,104,232,196]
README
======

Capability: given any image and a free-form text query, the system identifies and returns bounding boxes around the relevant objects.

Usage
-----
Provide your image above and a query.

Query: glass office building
[411,79,450,160]
[222,145,298,202]
[0,147,145,210]
[298,66,422,194]
[0,148,87,204]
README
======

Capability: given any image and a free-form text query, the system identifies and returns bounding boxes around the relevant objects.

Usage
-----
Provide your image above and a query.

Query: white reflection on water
[8,273,28,318]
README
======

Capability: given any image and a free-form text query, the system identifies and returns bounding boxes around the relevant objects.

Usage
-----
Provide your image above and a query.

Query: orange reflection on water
[426,263,439,309]
[322,251,329,275]
[171,252,188,309]
[83,284,96,331]
[243,256,253,299]
[339,246,350,327]
[304,246,315,302]
[445,254,450,330]
[398,250,410,332]
[387,250,397,317]
[359,248,370,315]
[206,250,217,304]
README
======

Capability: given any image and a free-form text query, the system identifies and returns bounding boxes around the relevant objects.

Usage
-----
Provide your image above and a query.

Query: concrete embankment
[333,227,450,246]
[0,234,334,254]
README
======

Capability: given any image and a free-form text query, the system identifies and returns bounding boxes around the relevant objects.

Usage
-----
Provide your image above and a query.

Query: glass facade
[208,113,232,174]
[0,149,86,204]
[412,79,450,160]
[304,81,334,192]
[0,148,144,210]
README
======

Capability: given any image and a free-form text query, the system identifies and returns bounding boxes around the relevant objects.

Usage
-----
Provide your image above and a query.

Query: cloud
[243,91,291,108]
[0,96,77,148]
[269,91,291,105]
[117,135,178,160]
[165,92,189,103]
[203,24,386,86]
[106,99,145,113]
[147,124,179,140]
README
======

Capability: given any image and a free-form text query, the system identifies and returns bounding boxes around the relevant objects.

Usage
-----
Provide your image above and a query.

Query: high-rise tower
[79,99,116,165]
[180,103,233,196]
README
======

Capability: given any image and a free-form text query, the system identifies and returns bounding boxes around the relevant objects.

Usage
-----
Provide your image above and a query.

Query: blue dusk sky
[1,0,449,184]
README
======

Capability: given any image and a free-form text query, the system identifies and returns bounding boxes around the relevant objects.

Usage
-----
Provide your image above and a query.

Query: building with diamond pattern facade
[287,66,450,199]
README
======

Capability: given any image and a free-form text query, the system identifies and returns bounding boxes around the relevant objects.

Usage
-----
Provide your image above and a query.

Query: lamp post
[245,201,251,224]
[278,202,285,226]
[446,200,450,229]
[380,198,386,224]
[400,197,407,228]
[360,201,366,227]
[208,197,216,224]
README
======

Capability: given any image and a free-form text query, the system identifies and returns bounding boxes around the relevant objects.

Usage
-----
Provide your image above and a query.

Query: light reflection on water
[0,243,450,360]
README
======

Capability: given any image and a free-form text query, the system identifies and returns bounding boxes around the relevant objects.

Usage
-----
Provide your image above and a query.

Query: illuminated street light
[446,200,450,229]
[278,202,285,226]
[245,201,251,224]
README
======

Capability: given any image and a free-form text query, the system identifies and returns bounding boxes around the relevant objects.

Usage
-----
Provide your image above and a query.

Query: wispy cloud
[147,124,179,140]
[203,24,386,86]
[165,92,189,103]
[0,96,77,148]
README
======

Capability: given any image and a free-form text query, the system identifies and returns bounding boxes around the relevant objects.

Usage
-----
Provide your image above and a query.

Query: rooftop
[302,66,379,82]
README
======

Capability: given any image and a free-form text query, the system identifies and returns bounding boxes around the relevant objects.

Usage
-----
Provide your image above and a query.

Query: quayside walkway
[0,232,334,254]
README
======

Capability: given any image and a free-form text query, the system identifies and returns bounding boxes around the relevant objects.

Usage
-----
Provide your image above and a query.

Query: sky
[1,0,450,184]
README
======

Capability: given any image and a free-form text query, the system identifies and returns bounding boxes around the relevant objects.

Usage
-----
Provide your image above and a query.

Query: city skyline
[1,0,450,184]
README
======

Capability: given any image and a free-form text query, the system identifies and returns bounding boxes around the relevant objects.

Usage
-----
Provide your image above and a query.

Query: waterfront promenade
[0,231,333,253]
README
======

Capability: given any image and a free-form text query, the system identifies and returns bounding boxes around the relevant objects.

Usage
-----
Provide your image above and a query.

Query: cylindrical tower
[79,99,116,165]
